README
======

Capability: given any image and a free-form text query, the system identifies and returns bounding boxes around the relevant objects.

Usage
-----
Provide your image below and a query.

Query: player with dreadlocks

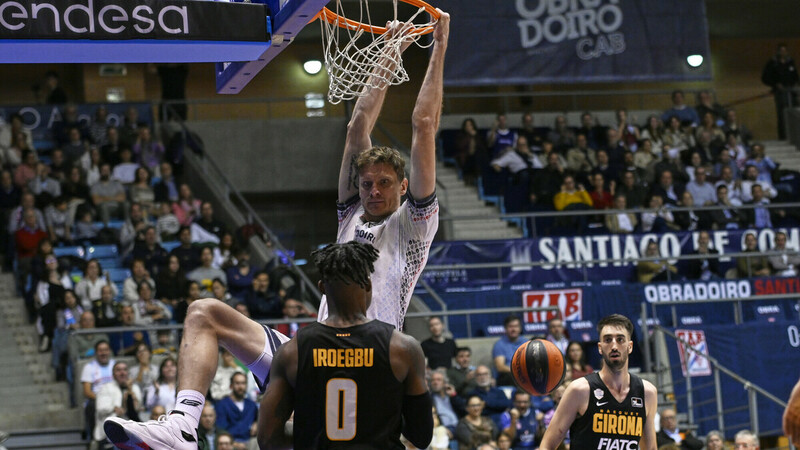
[103,242,432,450]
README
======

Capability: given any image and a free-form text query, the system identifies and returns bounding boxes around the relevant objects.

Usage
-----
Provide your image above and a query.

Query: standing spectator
[545,318,569,354]
[40,70,68,104]
[655,407,703,449]
[34,253,72,352]
[90,163,127,225]
[130,167,156,216]
[215,372,258,449]
[132,125,165,172]
[172,183,202,226]
[153,161,180,204]
[244,270,281,320]
[762,43,799,139]
[662,90,700,125]
[736,232,771,278]
[421,316,457,370]
[132,226,168,275]
[81,340,116,442]
[566,341,593,380]
[448,347,477,396]
[498,391,544,449]
[187,246,227,294]
[745,143,777,183]
[15,208,48,292]
[93,361,142,445]
[428,369,460,439]
[199,404,228,450]
[144,357,178,413]
[767,230,800,277]
[156,254,185,308]
[454,118,485,185]
[605,195,637,234]
[455,396,499,450]
[686,231,721,280]
[492,315,525,386]
[155,63,190,121]
[615,109,640,151]
[170,226,200,271]
[196,202,227,239]
[53,289,83,377]
[75,259,117,310]
[123,258,156,304]
[487,113,517,158]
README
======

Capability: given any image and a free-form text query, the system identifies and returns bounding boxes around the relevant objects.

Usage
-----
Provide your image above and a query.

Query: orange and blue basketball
[510,338,566,396]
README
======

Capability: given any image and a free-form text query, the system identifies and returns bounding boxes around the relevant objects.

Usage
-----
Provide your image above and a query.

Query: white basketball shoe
[104,410,199,450]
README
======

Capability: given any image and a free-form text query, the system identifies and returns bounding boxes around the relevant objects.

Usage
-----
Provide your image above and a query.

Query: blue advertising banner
[435,0,711,86]
[0,103,153,142]
[421,227,800,288]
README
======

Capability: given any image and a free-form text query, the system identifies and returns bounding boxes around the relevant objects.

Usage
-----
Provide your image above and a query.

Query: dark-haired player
[539,314,658,450]
[258,242,432,449]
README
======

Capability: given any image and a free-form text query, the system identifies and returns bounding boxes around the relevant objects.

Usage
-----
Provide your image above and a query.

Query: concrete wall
[188,118,346,193]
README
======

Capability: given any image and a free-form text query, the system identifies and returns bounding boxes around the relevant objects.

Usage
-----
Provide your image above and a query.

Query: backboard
[0,0,330,94]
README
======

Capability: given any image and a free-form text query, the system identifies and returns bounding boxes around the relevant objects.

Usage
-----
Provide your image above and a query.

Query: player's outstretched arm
[338,22,415,203]
[391,331,433,449]
[539,378,589,450]
[408,10,449,200]
[257,339,297,450]
[640,380,659,450]
[784,378,800,444]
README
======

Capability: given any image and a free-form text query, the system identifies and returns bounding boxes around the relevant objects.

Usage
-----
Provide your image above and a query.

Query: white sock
[172,390,205,428]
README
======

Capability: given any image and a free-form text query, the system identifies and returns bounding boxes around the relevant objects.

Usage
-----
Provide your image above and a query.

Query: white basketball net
[319,0,437,104]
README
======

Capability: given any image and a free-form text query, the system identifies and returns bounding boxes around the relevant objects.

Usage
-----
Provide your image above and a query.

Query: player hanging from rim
[258,242,432,449]
[539,314,658,450]
[102,11,450,450]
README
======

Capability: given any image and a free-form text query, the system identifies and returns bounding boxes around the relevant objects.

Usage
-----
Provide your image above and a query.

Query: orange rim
[313,0,440,35]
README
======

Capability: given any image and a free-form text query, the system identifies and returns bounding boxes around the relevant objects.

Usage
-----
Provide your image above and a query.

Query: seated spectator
[93,361,142,446]
[132,125,164,172]
[130,167,156,216]
[128,342,158,401]
[215,432,235,450]
[131,281,171,326]
[210,348,244,402]
[448,346,477,396]
[662,90,700,126]
[744,184,773,229]
[155,202,180,242]
[554,175,592,211]
[132,225,168,275]
[545,318,569,354]
[547,115,575,153]
[226,248,256,299]
[467,364,512,422]
[119,106,140,149]
[123,258,156,304]
[153,161,180,204]
[8,192,45,239]
[617,170,647,209]
[620,151,648,186]
[80,340,116,441]
[92,285,120,328]
[655,407,703,449]
[111,148,139,185]
[705,430,724,450]
[156,254,185,308]
[695,90,726,122]
[634,138,657,172]
[588,172,613,211]
[274,297,314,339]
[455,396,499,450]
[421,316,457,370]
[91,162,127,225]
[196,201,227,239]
[662,116,694,154]
[89,106,110,146]
[615,108,640,151]
[721,132,748,173]
[212,232,237,270]
[244,270,281,320]
[651,170,685,206]
[767,230,800,277]
[733,430,759,450]
[499,391,544,449]
[173,281,201,324]
[53,289,83,378]
[211,278,238,308]
[694,111,725,146]
[683,151,704,183]
[605,195,637,234]
[67,311,110,362]
[577,111,606,150]
[73,210,100,244]
[737,232,771,278]
[491,142,531,175]
[172,183,202,226]
[144,357,178,413]
[710,184,743,230]
[188,246,227,295]
[673,191,700,231]
[602,128,627,166]
[689,129,721,165]
[28,162,61,207]
[722,108,752,148]
[641,195,679,233]
[199,404,229,450]
[741,165,777,203]
[488,113,518,158]
[44,196,72,245]
[518,112,544,151]
[216,372,258,447]
[454,118,485,185]
[529,150,565,208]
[637,241,678,283]
[13,149,37,189]
[685,166,716,206]
[83,147,102,187]
[640,115,665,157]
[714,165,743,206]
[686,231,721,280]
[61,166,91,222]
[745,143,777,183]
[62,127,90,165]
[151,330,177,357]
[566,133,597,175]
[566,341,593,380]
[592,149,619,188]
[0,113,33,157]
[429,406,452,450]
[492,315,525,387]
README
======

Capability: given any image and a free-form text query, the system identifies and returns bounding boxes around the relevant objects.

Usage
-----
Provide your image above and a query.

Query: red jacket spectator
[15,210,47,258]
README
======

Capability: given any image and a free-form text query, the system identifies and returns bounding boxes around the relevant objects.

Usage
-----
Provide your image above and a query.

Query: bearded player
[539,314,658,450]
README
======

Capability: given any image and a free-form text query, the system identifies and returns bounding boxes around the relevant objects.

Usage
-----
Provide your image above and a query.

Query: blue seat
[106,220,125,229]
[86,244,119,259]
[106,268,131,283]
[54,246,85,259]
[161,241,180,252]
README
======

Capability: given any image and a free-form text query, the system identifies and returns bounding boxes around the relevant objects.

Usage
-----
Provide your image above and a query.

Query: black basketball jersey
[294,320,404,450]
[570,372,647,450]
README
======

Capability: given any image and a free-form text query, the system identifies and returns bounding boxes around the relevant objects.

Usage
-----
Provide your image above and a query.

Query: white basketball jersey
[317,194,439,330]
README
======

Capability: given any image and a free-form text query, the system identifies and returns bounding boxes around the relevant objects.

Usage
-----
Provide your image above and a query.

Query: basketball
[510,339,566,396]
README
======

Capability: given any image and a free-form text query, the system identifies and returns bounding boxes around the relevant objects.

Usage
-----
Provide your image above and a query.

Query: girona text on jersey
[313,347,374,368]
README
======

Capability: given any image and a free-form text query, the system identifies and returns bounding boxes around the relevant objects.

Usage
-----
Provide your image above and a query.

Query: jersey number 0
[325,378,357,441]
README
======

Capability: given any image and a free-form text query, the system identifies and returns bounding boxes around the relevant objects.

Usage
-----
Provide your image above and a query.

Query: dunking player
[539,314,658,450]
[102,10,450,450]
[258,242,432,449]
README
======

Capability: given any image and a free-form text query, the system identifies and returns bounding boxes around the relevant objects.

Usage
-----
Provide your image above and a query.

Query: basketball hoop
[315,0,440,104]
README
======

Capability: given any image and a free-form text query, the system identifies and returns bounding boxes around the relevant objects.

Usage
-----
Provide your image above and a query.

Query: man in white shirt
[94,361,142,442]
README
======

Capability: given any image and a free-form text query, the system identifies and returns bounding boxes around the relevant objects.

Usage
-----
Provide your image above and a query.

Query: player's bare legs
[104,299,287,449]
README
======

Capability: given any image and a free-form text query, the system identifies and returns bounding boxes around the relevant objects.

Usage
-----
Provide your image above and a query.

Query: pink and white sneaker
[104,410,199,450]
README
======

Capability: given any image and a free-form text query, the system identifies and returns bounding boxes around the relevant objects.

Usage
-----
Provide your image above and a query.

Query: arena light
[686,54,704,68]
[303,59,323,75]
